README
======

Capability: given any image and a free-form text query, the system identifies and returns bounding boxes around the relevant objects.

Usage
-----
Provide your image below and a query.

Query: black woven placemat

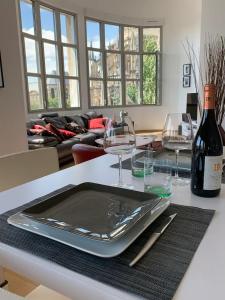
[0,185,214,300]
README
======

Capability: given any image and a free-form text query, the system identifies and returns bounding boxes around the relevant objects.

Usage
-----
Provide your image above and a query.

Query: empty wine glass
[162,113,193,185]
[104,116,136,188]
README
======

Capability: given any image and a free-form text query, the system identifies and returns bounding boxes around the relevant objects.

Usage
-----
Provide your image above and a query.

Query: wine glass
[104,116,136,188]
[162,113,193,185]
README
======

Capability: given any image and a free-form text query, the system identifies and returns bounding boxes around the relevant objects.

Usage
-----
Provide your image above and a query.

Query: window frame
[85,17,162,109]
[18,0,82,113]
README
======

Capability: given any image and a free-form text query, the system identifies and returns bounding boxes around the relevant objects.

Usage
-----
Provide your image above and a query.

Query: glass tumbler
[144,159,172,198]
[131,149,153,177]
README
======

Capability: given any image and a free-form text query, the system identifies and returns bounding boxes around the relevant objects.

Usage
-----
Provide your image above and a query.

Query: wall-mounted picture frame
[183,64,191,76]
[183,75,191,88]
[0,52,4,88]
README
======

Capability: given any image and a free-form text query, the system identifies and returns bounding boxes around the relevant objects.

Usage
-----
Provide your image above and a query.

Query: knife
[129,213,177,267]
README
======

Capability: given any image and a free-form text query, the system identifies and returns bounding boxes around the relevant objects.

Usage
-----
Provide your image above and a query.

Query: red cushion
[45,123,64,142]
[88,118,105,129]
[34,124,46,130]
[58,128,76,138]
[33,123,61,141]
[30,127,56,138]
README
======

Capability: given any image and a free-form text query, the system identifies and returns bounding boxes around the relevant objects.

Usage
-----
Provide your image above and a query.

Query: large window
[19,0,80,112]
[86,19,161,107]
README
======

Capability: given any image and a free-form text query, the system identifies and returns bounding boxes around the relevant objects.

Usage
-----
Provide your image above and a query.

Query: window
[86,19,161,107]
[19,0,80,111]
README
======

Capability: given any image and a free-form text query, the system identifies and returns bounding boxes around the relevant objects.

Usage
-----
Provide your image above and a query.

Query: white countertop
[0,153,225,300]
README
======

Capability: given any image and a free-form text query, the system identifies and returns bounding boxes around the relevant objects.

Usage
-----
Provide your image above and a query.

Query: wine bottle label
[203,156,223,190]
[204,97,215,109]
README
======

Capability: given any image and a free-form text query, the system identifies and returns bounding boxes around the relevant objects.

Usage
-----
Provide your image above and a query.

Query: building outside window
[86,19,161,107]
[19,0,80,112]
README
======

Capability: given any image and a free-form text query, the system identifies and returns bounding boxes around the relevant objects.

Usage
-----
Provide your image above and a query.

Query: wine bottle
[191,84,223,197]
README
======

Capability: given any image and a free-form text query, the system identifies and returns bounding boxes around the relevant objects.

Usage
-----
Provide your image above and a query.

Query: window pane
[88,51,103,78]
[143,54,156,104]
[40,6,56,40]
[124,27,139,51]
[28,76,43,110]
[44,43,59,75]
[86,20,100,48]
[46,78,62,108]
[107,53,121,79]
[89,80,104,106]
[125,54,140,79]
[143,28,160,52]
[126,81,141,105]
[24,38,40,73]
[20,0,34,35]
[65,79,80,108]
[107,81,122,106]
[63,47,78,76]
[60,13,76,44]
[105,24,120,50]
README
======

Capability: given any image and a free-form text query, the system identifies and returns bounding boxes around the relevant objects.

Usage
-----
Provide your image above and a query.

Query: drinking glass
[104,116,136,187]
[162,113,193,185]
[144,158,172,198]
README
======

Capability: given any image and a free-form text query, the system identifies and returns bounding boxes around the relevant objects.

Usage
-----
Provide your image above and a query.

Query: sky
[20,1,117,49]
[20,0,118,78]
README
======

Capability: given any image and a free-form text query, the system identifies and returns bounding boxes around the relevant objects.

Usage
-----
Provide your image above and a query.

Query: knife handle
[129,233,160,267]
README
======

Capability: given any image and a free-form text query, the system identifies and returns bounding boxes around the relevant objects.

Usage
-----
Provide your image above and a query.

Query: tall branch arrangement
[184,36,225,125]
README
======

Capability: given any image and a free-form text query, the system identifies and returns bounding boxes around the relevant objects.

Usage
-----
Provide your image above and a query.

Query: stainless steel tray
[8,183,170,257]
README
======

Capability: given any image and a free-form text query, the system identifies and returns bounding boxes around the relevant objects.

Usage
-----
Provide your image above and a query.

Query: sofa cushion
[43,116,67,129]
[28,142,59,149]
[56,137,80,159]
[31,124,59,138]
[28,135,59,146]
[58,128,76,138]
[65,122,87,134]
[88,128,105,138]
[27,119,47,129]
[84,111,103,119]
[45,123,64,142]
[75,132,96,145]
[29,128,57,138]
[65,115,86,128]
[88,117,105,129]
[38,112,59,118]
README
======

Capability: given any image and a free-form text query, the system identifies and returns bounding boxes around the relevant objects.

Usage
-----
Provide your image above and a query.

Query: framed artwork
[183,64,191,76]
[0,52,4,88]
[183,75,191,88]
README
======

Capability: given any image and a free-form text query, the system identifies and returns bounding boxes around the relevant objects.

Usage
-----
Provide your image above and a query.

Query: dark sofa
[26,112,106,166]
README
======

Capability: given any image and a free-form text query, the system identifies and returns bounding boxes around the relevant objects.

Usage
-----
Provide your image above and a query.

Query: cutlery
[129,213,177,267]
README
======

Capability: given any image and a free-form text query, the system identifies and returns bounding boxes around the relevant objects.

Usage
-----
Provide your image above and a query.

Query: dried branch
[184,36,225,125]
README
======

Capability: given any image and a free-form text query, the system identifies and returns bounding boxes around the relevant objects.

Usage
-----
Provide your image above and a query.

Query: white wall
[201,0,225,36]
[0,0,28,156]
[31,0,202,130]
[200,0,225,128]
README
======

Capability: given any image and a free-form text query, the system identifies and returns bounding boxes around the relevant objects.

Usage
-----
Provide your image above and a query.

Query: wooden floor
[3,269,37,297]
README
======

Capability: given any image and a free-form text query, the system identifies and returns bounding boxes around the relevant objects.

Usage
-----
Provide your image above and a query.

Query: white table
[0,154,225,300]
